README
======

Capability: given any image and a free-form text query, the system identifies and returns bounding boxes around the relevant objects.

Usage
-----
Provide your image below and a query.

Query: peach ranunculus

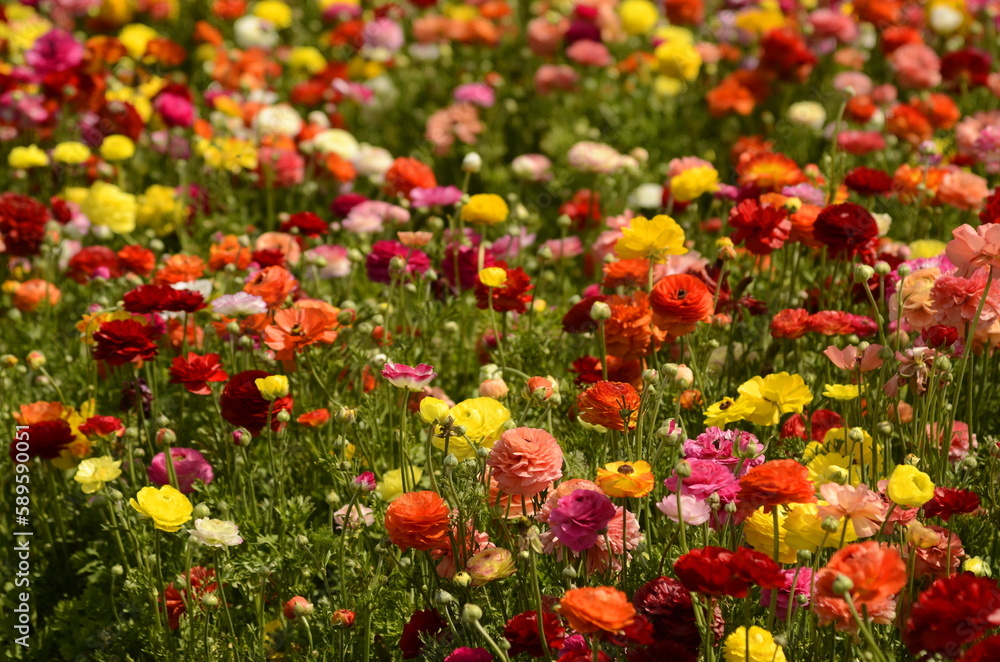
[945,223,1000,278]
[817,483,888,538]
[254,231,301,266]
[13,279,61,311]
[263,307,339,364]
[243,265,298,308]
[934,170,990,211]
[890,267,940,331]
[486,427,564,497]
[813,541,907,632]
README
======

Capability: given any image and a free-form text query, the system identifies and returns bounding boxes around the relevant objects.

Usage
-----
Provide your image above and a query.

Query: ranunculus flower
[148,448,215,494]
[548,489,617,551]
[487,427,563,497]
[189,518,243,547]
[130,485,194,532]
[381,362,437,391]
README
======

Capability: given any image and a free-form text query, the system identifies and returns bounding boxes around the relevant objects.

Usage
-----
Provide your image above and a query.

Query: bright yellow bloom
[669,166,720,203]
[654,40,701,81]
[51,142,91,165]
[595,461,654,498]
[479,267,508,288]
[130,485,193,532]
[196,137,258,173]
[822,383,862,400]
[253,0,293,29]
[433,397,511,459]
[0,5,51,55]
[703,396,754,427]
[744,506,797,563]
[615,215,688,263]
[736,372,813,426]
[461,194,509,226]
[910,239,946,259]
[376,466,423,502]
[255,375,289,401]
[822,427,879,466]
[619,0,659,35]
[806,451,859,488]
[783,502,857,552]
[734,2,786,34]
[119,23,159,60]
[100,135,136,162]
[74,456,122,494]
[288,46,326,74]
[418,397,450,424]
[887,464,935,507]
[8,145,49,169]
[80,182,137,234]
[723,626,786,662]
[137,185,181,236]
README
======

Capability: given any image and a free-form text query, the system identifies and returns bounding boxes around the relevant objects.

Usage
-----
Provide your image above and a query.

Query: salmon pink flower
[945,223,1000,278]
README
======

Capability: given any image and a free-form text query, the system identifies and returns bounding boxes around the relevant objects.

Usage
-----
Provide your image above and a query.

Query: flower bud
[453,571,472,587]
[589,301,612,321]
[331,609,356,627]
[111,564,124,577]
[674,460,692,478]
[461,603,483,623]
[443,454,459,468]
[874,261,891,276]
[202,593,220,608]
[276,410,291,423]
[433,590,454,605]
[26,351,45,369]
[255,375,289,400]
[562,565,578,579]
[462,152,482,173]
[831,574,854,595]
[642,369,659,384]
[192,503,211,519]
[821,516,841,533]
[853,264,875,283]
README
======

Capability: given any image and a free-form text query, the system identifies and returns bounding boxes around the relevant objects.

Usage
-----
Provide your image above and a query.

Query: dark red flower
[979,187,1000,225]
[0,193,50,257]
[559,189,602,229]
[632,576,724,651]
[280,211,327,238]
[443,242,494,291]
[123,284,206,314]
[219,370,293,436]
[9,419,75,462]
[570,355,604,386]
[67,246,122,283]
[923,325,959,349]
[727,198,791,255]
[844,167,894,196]
[503,610,566,657]
[330,193,368,218]
[400,609,447,659]
[251,248,286,268]
[780,409,844,443]
[813,202,879,261]
[169,353,229,395]
[940,47,992,89]
[759,29,816,82]
[475,263,534,314]
[93,319,159,366]
[903,574,1000,656]
[960,635,1000,662]
[563,295,608,335]
[673,546,784,598]
[162,567,218,631]
[922,488,981,522]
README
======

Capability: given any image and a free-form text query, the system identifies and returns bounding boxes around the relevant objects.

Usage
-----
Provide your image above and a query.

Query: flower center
[617,464,634,475]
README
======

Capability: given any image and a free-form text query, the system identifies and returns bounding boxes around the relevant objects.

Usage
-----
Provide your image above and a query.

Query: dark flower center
[617,465,635,475]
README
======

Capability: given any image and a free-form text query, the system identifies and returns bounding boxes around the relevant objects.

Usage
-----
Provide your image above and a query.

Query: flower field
[6,0,1000,660]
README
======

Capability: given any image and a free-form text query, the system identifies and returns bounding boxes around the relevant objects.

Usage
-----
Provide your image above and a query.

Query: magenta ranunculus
[682,427,764,478]
[548,488,617,552]
[664,458,740,503]
[380,362,437,391]
[148,448,214,494]
[760,568,815,620]
[454,83,495,108]
[155,91,195,128]
[25,29,84,76]
[365,240,431,284]
[409,186,463,209]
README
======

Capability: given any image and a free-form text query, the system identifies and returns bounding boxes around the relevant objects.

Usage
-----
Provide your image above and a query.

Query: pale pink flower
[833,71,873,96]
[334,503,374,529]
[945,223,1000,277]
[567,141,622,174]
[823,344,885,372]
[542,237,584,260]
[818,483,887,538]
[657,493,712,525]
[425,103,484,156]
[534,65,578,96]
[343,201,410,234]
[306,245,351,278]
[809,9,858,43]
[511,154,553,182]
[566,40,612,67]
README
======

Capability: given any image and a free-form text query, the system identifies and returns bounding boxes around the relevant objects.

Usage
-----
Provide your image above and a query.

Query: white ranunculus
[189,518,244,547]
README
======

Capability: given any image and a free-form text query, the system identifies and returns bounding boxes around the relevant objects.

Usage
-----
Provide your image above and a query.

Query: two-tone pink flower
[381,362,437,391]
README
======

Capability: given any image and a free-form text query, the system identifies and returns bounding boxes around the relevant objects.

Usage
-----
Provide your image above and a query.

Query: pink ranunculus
[380,362,436,391]
[838,130,886,156]
[657,493,712,525]
[817,483,887,538]
[409,186,463,209]
[871,84,898,105]
[664,458,740,502]
[566,39,612,67]
[681,427,764,478]
[257,147,305,188]
[334,503,374,529]
[548,488,617,552]
[936,170,990,211]
[586,506,641,573]
[945,223,1000,278]
[343,200,410,233]
[148,448,214,494]
[354,471,377,492]
[454,83,495,108]
[511,154,553,182]
[487,427,563,497]
[527,17,568,56]
[833,71,873,96]
[542,237,583,260]
[534,64,578,96]
[365,240,431,284]
[760,568,815,620]
[808,9,858,43]
[155,91,195,128]
[667,156,714,178]
[823,343,885,372]
[306,245,351,279]
[889,43,942,89]
[361,17,404,52]
[25,29,84,76]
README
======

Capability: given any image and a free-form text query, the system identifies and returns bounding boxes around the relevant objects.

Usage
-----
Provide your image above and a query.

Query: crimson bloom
[93,319,159,367]
[0,193,50,257]
[400,609,448,659]
[922,487,981,522]
[728,198,791,255]
[903,573,1000,656]
[9,419,75,462]
[169,353,228,395]
[673,546,784,598]
[813,202,879,261]
[844,167,894,196]
[503,610,566,657]
[474,263,534,314]
[632,576,724,651]
[123,284,207,313]
[220,370,293,436]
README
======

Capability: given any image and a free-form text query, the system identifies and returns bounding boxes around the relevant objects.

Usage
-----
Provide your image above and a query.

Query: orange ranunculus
[384,491,452,552]
[209,234,253,271]
[737,153,807,192]
[167,318,204,352]
[263,307,339,364]
[813,541,907,632]
[153,254,206,286]
[596,461,654,498]
[13,279,60,312]
[602,258,651,290]
[244,266,297,309]
[558,587,636,634]
[13,401,64,425]
[788,203,822,248]
[737,459,817,512]
[650,274,713,341]
[85,36,127,70]
[194,21,224,46]
[577,381,641,431]
[706,75,756,118]
[145,38,186,67]
[296,409,330,427]
[603,291,665,362]
[325,153,357,182]
[885,104,932,145]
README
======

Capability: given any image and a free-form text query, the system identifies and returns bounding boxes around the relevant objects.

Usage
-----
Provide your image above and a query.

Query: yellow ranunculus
[255,375,290,401]
[253,0,293,29]
[887,464,935,507]
[654,40,701,82]
[619,0,659,35]
[51,142,91,165]
[669,166,720,202]
[376,466,423,502]
[783,502,857,552]
[478,267,508,288]
[744,506,797,563]
[80,182,137,235]
[736,372,813,426]
[119,23,159,60]
[615,215,688,263]
[288,46,326,74]
[433,397,511,459]
[74,456,122,494]
[461,194,509,226]
[130,485,193,532]
[822,383,862,400]
[419,397,450,424]
[100,135,136,162]
[8,145,49,169]
[723,626,786,662]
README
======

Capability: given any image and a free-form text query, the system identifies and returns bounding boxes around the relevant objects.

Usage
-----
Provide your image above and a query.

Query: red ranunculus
[169,353,228,395]
[219,370,293,436]
[9,419,75,462]
[400,609,447,659]
[632,576,724,651]
[728,198,791,255]
[503,610,566,657]
[922,487,981,522]
[673,546,784,598]
[123,284,207,314]
[93,319,159,366]
[903,573,1000,656]
[475,262,534,314]
[844,167,894,196]
[813,202,879,261]
[770,308,812,339]
[0,193,50,257]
